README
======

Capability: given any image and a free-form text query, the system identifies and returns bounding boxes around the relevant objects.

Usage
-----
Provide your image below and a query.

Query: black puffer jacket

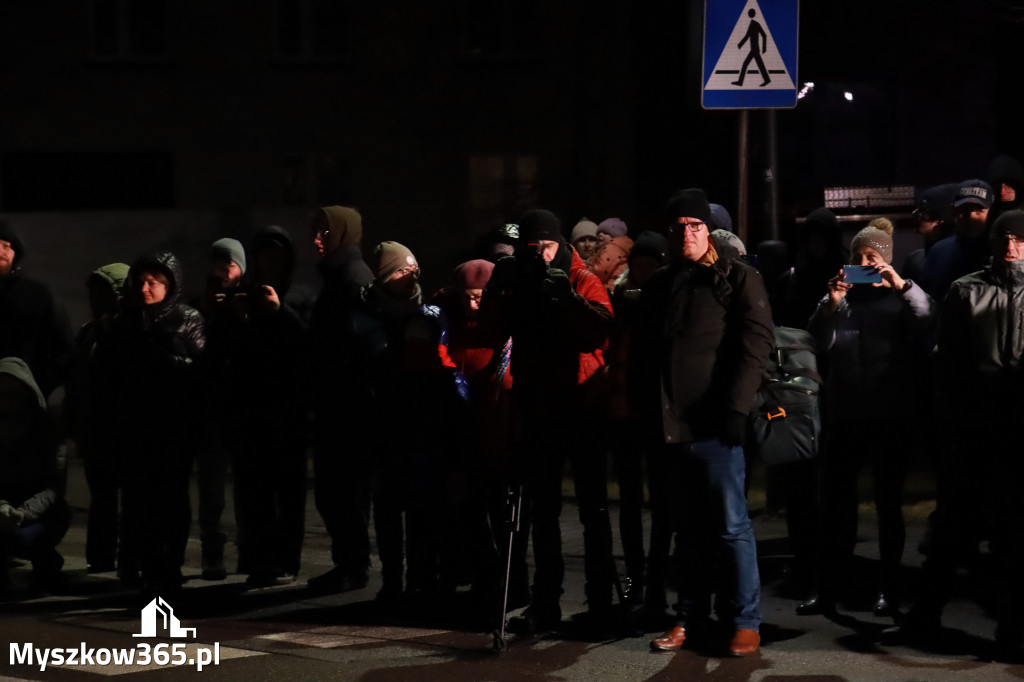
[637,240,774,444]
[97,251,205,441]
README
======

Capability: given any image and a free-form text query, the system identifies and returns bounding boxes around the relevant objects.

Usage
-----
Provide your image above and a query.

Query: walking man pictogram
[732,9,770,87]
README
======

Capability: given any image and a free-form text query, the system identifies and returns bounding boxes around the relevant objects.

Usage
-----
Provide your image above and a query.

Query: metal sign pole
[737,109,750,245]
[767,108,779,241]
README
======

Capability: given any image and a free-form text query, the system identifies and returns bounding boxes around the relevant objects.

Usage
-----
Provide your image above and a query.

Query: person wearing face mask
[95,251,205,598]
[0,357,69,594]
[922,179,995,302]
[344,242,465,602]
[886,210,1024,657]
[798,218,936,620]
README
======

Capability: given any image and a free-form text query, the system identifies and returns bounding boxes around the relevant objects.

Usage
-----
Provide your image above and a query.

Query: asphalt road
[2,455,1021,682]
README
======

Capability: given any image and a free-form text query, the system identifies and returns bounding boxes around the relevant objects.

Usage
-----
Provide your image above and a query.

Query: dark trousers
[611,417,645,584]
[313,426,371,577]
[233,437,307,575]
[817,421,910,596]
[122,446,193,589]
[913,415,1024,631]
[645,440,676,604]
[80,441,119,569]
[373,443,451,593]
[511,391,615,614]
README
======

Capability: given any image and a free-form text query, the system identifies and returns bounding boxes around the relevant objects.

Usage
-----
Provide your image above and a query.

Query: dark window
[462,0,539,60]
[0,152,174,211]
[467,154,538,230]
[92,0,167,59]
[277,0,349,59]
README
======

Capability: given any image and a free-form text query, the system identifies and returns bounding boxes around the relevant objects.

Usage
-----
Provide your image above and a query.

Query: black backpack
[748,326,822,466]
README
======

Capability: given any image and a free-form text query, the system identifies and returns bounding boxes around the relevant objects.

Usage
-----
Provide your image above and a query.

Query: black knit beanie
[518,209,563,244]
[993,209,1024,239]
[665,189,712,223]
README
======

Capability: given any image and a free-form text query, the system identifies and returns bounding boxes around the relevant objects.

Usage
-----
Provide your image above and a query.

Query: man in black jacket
[0,221,74,399]
[643,189,774,657]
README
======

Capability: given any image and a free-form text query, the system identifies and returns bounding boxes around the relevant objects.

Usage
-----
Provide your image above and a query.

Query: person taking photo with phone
[798,218,936,620]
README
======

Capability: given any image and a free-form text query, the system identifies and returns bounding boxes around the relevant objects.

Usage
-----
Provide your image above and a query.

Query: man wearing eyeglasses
[892,209,1024,657]
[639,188,773,657]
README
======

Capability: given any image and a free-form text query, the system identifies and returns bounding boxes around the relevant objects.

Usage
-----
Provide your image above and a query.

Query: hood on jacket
[124,250,184,320]
[0,220,26,268]
[796,207,845,274]
[988,154,1024,195]
[251,224,296,296]
[319,206,363,256]
[87,263,131,300]
[0,356,46,411]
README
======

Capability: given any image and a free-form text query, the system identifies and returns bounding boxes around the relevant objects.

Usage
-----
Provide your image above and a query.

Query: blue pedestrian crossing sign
[702,0,799,110]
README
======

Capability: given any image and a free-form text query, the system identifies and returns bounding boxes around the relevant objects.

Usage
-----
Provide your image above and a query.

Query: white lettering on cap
[960,187,989,200]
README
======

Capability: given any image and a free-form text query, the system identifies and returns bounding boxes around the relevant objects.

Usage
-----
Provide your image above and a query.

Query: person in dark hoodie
[0,357,69,593]
[64,263,130,574]
[96,251,205,597]
[482,208,616,636]
[987,153,1024,228]
[0,221,74,399]
[253,225,317,326]
[777,208,847,330]
[308,206,375,593]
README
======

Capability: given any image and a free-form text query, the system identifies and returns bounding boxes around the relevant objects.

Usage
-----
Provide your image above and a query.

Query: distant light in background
[844,91,854,102]
[797,82,815,100]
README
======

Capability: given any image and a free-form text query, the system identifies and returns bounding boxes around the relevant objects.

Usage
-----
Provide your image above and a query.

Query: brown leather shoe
[729,629,760,656]
[650,626,686,651]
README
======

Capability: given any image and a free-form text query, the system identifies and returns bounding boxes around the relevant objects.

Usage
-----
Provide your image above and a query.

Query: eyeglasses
[1003,234,1024,244]
[669,220,706,234]
[393,266,420,277]
[313,227,330,241]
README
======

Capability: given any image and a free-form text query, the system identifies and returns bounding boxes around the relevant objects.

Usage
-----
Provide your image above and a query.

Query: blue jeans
[673,439,761,631]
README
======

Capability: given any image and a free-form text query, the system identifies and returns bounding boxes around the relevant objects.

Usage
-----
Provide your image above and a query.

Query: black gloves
[544,268,575,303]
[720,410,748,448]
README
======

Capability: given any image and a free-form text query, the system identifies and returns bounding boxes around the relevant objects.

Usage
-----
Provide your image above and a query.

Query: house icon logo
[132,597,197,638]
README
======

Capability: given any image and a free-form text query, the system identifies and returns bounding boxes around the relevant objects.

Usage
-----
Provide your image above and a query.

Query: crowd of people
[1,155,1024,659]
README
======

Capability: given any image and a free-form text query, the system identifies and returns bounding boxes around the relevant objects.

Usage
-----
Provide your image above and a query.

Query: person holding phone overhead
[798,218,937,619]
